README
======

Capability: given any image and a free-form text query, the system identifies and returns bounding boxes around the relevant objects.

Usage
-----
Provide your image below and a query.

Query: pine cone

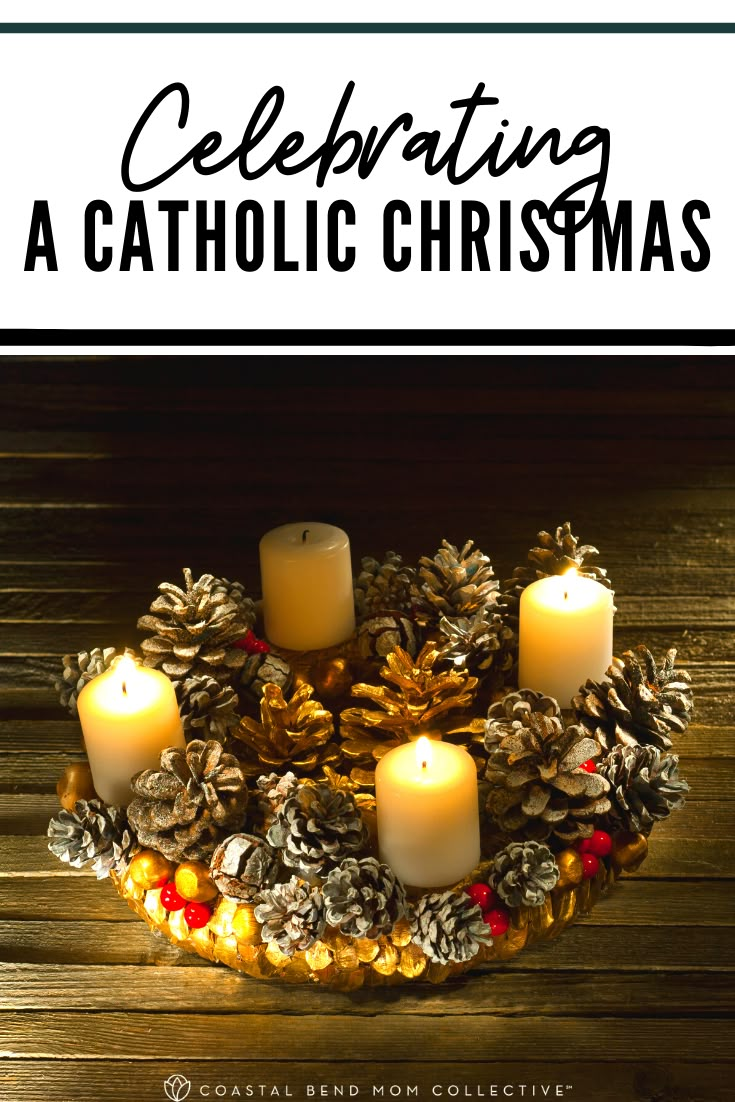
[501,522,613,636]
[55,647,137,717]
[254,876,326,955]
[414,540,500,624]
[574,646,693,752]
[435,611,515,683]
[410,889,491,965]
[234,682,341,777]
[210,832,280,901]
[255,771,301,820]
[354,551,415,621]
[211,576,256,622]
[323,857,407,938]
[175,675,239,741]
[485,714,611,843]
[266,781,368,877]
[127,739,248,862]
[598,745,689,834]
[484,689,561,751]
[490,841,560,908]
[340,644,479,787]
[138,567,254,679]
[48,800,133,879]
[357,613,420,661]
[240,651,293,700]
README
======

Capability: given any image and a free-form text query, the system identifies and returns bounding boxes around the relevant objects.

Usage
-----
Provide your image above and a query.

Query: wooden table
[2,359,734,1102]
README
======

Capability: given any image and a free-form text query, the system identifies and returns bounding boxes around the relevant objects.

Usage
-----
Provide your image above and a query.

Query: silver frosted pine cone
[354,551,415,621]
[47,800,133,879]
[490,840,560,908]
[484,688,562,752]
[266,780,368,877]
[175,674,240,741]
[254,876,326,955]
[597,744,689,834]
[55,646,137,717]
[323,857,407,938]
[357,613,420,661]
[409,889,491,965]
[574,645,693,753]
[414,539,500,624]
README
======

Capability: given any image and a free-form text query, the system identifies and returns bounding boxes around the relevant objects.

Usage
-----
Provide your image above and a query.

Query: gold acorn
[555,848,584,890]
[611,831,648,872]
[175,860,219,902]
[56,762,98,811]
[128,849,175,890]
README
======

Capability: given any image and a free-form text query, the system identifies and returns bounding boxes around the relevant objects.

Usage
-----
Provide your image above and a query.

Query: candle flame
[563,567,578,600]
[116,654,137,696]
[416,736,432,772]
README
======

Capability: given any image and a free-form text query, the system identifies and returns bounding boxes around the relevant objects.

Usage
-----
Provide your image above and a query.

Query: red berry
[483,907,510,937]
[160,882,187,911]
[579,759,597,773]
[234,630,271,655]
[587,830,612,858]
[577,837,593,854]
[465,882,495,912]
[184,901,211,929]
[581,853,600,880]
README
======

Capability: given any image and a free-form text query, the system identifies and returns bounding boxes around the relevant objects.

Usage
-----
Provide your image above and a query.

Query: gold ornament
[339,643,479,784]
[175,861,219,902]
[555,848,584,889]
[56,762,97,811]
[234,682,341,776]
[128,849,175,890]
[232,903,262,946]
[312,656,355,700]
[611,830,649,872]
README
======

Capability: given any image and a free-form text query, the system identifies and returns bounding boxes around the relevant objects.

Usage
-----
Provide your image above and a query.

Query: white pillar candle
[375,737,481,888]
[518,569,614,707]
[259,522,356,651]
[77,655,185,807]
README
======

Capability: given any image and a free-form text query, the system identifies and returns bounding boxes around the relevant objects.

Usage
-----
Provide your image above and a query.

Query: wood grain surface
[1,358,734,1102]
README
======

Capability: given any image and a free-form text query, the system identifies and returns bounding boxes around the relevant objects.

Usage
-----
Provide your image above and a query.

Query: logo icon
[163,1074,192,1101]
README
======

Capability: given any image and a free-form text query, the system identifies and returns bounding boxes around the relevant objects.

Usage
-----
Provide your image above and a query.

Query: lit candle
[77,655,185,806]
[518,569,614,707]
[259,522,356,651]
[375,737,480,888]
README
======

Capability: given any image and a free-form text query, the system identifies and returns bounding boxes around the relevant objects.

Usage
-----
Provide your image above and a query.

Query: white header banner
[2,26,732,335]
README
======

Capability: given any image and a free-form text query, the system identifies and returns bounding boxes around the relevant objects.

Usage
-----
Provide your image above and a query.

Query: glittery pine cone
[212,576,256,622]
[414,539,500,624]
[127,739,248,862]
[266,781,368,877]
[490,840,560,908]
[138,567,254,679]
[574,646,693,753]
[597,744,689,834]
[175,675,240,741]
[48,800,134,879]
[501,522,613,636]
[210,832,280,901]
[354,551,415,621]
[55,646,137,717]
[254,876,326,956]
[409,889,491,965]
[323,857,407,939]
[485,713,611,843]
[484,688,562,752]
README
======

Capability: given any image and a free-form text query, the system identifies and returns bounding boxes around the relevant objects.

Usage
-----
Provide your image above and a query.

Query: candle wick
[122,681,127,696]
[564,590,568,601]
[421,759,427,770]
[302,529,310,543]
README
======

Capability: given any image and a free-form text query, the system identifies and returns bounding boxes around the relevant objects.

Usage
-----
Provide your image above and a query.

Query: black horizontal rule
[2,330,734,346]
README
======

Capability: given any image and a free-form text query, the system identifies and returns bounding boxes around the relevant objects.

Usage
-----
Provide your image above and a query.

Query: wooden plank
[4,1011,735,1062]
[3,919,732,971]
[1,876,730,925]
[1,1060,731,1102]
[3,963,734,1015]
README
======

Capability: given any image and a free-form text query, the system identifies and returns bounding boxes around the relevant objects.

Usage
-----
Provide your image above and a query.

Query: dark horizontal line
[1,330,734,347]
[0,23,734,34]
